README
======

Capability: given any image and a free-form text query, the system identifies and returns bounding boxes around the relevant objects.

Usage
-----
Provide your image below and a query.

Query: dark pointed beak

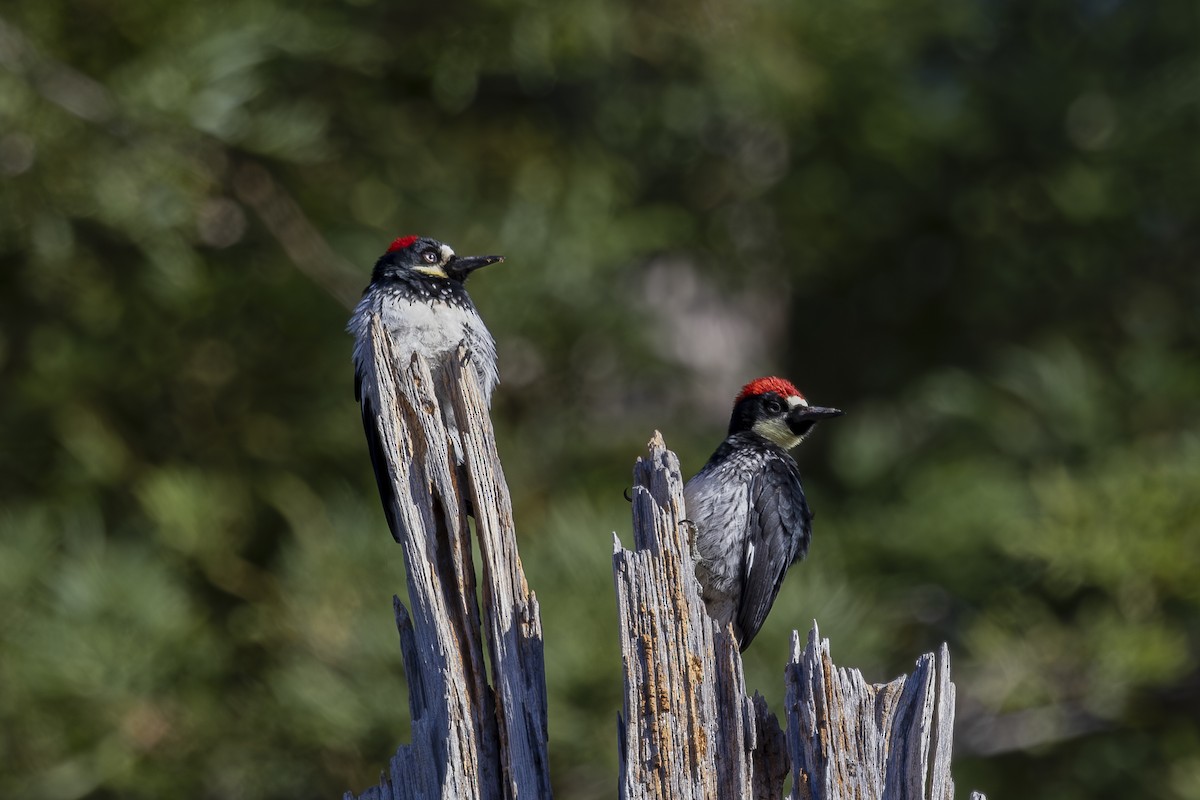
[786,405,844,438]
[446,254,504,281]
[789,405,844,422]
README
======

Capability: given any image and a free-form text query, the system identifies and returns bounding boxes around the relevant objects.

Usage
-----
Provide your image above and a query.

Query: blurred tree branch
[0,13,361,308]
[231,161,361,309]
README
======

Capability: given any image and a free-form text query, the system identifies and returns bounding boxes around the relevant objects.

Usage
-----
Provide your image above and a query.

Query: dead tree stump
[345,317,550,800]
[614,433,987,800]
[345,331,986,799]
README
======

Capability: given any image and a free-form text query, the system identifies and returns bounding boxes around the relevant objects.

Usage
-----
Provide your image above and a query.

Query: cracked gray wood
[785,624,986,800]
[614,433,986,800]
[345,316,550,800]
[613,432,788,800]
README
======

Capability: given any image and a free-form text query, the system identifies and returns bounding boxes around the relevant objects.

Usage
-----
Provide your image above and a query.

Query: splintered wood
[613,434,987,800]
[346,327,987,800]
[613,433,789,800]
[345,317,550,800]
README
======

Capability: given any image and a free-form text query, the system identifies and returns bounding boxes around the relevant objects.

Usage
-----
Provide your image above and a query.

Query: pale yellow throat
[752,417,802,449]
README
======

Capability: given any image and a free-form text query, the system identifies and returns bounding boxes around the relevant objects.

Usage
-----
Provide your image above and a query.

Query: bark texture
[345,317,550,800]
[786,623,985,800]
[613,432,789,800]
[614,433,987,800]
[345,337,987,799]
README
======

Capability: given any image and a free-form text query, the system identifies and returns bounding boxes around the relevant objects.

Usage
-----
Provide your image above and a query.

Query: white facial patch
[787,395,809,409]
[439,244,455,264]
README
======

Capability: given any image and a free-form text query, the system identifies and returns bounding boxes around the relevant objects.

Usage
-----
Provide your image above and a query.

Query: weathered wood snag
[346,331,987,799]
[614,433,987,800]
[345,317,550,800]
[613,432,788,800]
[786,624,987,800]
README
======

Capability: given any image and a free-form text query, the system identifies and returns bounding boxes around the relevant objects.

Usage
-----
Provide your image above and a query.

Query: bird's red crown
[736,376,803,405]
[387,234,421,253]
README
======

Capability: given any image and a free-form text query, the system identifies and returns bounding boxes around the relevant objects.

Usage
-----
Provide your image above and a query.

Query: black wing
[734,454,813,651]
[357,365,405,543]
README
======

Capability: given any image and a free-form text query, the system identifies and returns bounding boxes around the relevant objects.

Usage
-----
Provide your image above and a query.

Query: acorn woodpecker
[348,234,502,541]
[683,376,843,651]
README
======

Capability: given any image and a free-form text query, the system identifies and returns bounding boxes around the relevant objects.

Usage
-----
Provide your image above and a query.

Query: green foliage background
[2,0,1199,797]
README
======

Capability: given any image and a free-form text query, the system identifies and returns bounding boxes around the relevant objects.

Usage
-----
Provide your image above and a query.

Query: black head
[728,376,843,449]
[370,234,503,288]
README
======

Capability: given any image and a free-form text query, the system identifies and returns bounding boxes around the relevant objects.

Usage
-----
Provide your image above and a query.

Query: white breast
[350,292,498,408]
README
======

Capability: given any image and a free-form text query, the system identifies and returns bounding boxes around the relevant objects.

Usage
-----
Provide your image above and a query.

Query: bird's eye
[765,398,783,414]
[423,251,439,264]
